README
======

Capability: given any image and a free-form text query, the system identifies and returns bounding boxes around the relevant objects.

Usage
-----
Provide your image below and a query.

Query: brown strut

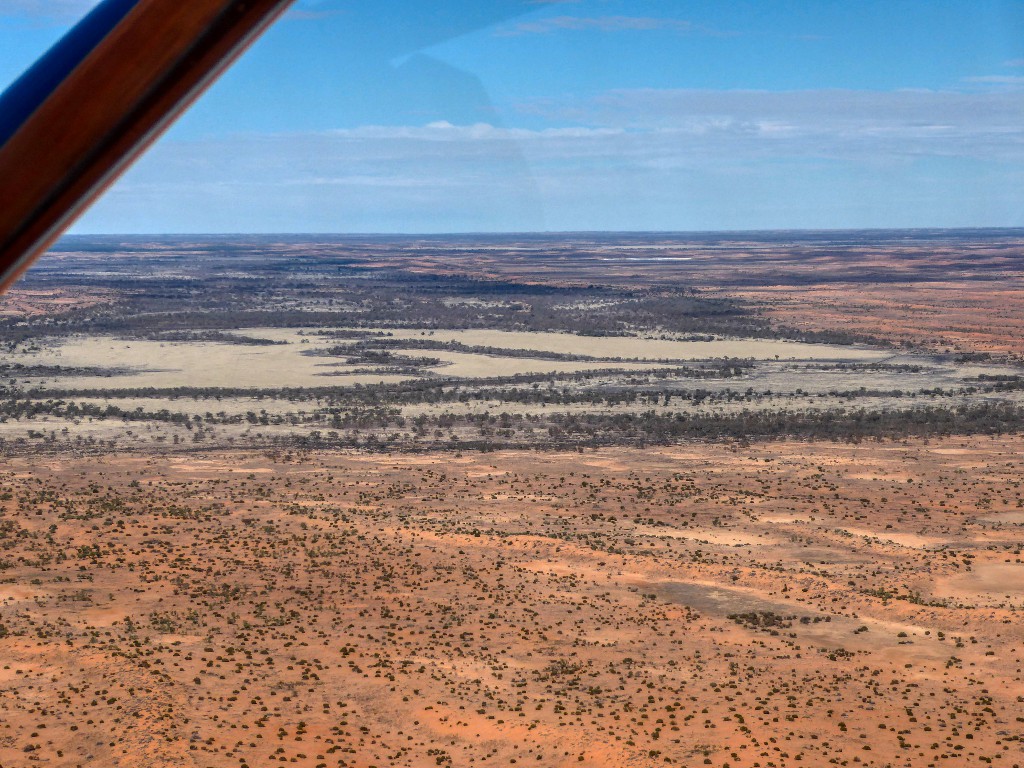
[0,0,295,292]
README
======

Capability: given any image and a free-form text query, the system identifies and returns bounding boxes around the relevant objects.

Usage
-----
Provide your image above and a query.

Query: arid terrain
[2,440,1023,768]
[0,231,1023,767]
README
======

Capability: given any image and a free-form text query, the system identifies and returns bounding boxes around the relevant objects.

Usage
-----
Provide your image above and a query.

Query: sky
[1,0,1023,233]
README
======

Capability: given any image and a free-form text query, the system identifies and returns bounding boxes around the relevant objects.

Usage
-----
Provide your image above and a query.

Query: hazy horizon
[3,1,1023,233]
[52,225,1024,239]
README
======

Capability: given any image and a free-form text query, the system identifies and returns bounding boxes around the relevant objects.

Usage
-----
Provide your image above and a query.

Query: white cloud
[283,8,345,22]
[496,15,694,36]
[962,75,1024,85]
[513,88,1024,162]
[73,88,1024,232]
[324,121,623,142]
[78,126,548,233]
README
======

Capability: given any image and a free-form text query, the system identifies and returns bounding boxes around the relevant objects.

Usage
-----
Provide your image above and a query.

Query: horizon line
[59,225,1024,239]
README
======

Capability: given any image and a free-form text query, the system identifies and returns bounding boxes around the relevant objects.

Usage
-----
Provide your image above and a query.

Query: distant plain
[0,231,1023,767]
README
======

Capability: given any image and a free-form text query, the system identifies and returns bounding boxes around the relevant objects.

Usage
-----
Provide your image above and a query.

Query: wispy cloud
[84,127,547,233]
[1004,59,1024,67]
[74,86,1024,232]
[83,99,1024,234]
[326,121,623,142]
[962,75,1024,85]
[496,15,694,36]
[513,88,1024,163]
[117,88,1024,197]
[284,8,346,22]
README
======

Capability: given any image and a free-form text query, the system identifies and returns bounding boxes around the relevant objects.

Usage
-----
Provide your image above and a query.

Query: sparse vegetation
[1,231,1024,767]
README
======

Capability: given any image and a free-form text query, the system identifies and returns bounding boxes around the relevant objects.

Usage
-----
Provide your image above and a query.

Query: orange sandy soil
[729,282,1024,358]
[0,440,1022,768]
[0,289,113,318]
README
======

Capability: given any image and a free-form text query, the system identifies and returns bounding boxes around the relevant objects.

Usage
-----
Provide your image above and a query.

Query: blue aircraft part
[0,0,141,148]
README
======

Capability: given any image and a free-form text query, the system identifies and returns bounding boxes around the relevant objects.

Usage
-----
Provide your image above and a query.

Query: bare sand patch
[644,526,773,547]
[838,526,947,548]
[381,328,890,361]
[0,585,45,603]
[979,511,1024,524]
[761,514,813,524]
[14,335,415,389]
[937,563,1024,601]
[415,349,658,377]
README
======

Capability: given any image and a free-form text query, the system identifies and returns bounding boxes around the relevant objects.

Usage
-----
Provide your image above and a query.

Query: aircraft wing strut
[0,0,294,291]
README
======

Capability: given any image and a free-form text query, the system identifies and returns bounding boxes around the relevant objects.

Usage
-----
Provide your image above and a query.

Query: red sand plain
[0,439,1022,767]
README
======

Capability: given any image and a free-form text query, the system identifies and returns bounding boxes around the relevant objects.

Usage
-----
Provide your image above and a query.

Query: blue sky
[1,0,1023,232]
